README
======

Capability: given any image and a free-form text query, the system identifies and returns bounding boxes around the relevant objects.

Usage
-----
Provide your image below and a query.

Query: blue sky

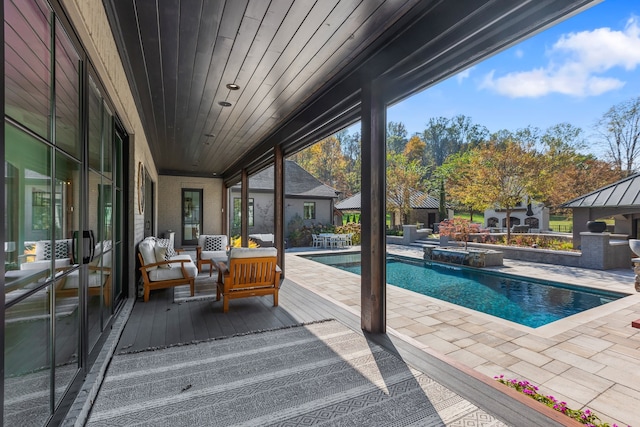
[350,0,640,159]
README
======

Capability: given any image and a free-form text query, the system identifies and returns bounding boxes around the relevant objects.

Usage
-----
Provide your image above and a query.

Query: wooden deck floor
[117,278,359,353]
[114,274,571,427]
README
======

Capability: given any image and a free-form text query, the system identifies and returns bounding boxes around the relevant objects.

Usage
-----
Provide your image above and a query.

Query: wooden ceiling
[102,0,599,183]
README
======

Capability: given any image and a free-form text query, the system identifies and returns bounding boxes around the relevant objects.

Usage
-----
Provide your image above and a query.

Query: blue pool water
[302,253,625,328]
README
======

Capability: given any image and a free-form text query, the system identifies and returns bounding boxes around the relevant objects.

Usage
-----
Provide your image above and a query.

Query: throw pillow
[41,241,69,260]
[155,238,176,257]
[204,236,223,251]
[154,245,172,269]
[54,241,69,259]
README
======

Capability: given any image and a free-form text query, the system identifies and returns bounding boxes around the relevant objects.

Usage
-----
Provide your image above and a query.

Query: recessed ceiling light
[218,101,232,107]
[226,83,240,90]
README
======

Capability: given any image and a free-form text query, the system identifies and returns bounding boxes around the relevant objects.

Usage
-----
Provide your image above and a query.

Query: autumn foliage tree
[386,152,431,226]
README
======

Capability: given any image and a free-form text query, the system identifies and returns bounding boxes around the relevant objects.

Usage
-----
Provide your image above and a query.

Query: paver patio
[285,245,640,426]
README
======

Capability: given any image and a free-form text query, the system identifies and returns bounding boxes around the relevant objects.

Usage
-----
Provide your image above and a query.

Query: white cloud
[480,16,640,98]
[455,67,473,84]
[514,49,524,59]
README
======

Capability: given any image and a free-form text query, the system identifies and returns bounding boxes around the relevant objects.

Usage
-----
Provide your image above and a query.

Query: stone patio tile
[466,342,520,367]
[566,335,614,353]
[555,340,601,358]
[461,314,493,326]
[607,342,640,359]
[444,317,466,326]
[541,359,572,375]
[387,316,416,329]
[414,334,461,354]
[414,315,443,326]
[474,364,518,381]
[542,346,605,374]
[403,322,437,336]
[448,348,488,368]
[586,384,640,427]
[542,375,601,408]
[457,322,489,335]
[494,341,520,354]
[430,310,465,322]
[485,324,527,340]
[560,367,614,393]
[593,365,640,392]
[453,338,477,348]
[393,327,418,338]
[508,360,556,384]
[598,324,637,338]
[432,324,473,342]
[473,332,508,347]
[510,347,553,367]
[511,334,556,352]
[600,332,636,347]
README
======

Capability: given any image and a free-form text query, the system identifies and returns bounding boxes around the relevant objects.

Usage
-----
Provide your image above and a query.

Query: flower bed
[495,376,629,427]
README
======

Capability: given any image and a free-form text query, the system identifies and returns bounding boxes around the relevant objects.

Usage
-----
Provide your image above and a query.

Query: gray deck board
[114,273,571,427]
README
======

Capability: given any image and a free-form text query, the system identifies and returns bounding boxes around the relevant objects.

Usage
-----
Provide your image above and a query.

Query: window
[32,190,51,231]
[233,198,254,229]
[304,202,316,220]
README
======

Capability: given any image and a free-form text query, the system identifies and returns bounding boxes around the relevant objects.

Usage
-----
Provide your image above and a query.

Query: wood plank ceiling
[102,0,600,183]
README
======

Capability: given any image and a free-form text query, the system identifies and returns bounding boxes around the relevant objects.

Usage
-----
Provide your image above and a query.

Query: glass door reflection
[182,189,202,246]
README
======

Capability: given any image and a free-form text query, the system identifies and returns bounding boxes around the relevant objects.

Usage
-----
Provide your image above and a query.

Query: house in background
[562,173,640,248]
[229,161,339,238]
[336,191,444,229]
[484,198,550,232]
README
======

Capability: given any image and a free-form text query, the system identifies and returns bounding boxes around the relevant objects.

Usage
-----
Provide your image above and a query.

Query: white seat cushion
[229,247,277,259]
[149,254,197,281]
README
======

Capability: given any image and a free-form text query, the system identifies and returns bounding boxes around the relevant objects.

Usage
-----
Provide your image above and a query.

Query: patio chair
[312,234,322,248]
[214,247,281,313]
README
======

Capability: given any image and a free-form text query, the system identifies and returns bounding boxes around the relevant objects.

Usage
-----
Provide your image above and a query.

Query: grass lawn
[452,211,574,232]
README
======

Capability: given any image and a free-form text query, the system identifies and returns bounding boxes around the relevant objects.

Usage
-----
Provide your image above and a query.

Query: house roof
[336,191,439,210]
[232,160,338,199]
[561,173,640,208]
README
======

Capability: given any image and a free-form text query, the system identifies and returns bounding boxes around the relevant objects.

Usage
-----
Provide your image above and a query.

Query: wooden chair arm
[175,248,185,254]
[89,265,111,273]
[138,258,194,279]
[196,246,202,259]
[138,258,190,270]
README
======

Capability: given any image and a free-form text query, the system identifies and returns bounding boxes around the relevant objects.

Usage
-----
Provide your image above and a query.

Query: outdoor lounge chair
[214,247,281,313]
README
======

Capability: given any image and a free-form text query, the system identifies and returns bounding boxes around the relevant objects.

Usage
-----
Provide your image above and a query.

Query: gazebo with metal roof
[562,173,640,247]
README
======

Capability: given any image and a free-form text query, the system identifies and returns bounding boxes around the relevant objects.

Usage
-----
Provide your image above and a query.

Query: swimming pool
[301,252,626,328]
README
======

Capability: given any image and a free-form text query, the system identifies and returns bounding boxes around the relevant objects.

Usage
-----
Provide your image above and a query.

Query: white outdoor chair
[312,234,322,248]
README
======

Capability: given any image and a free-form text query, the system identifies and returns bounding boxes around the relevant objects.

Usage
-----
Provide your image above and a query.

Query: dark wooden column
[360,79,386,333]
[241,169,249,247]
[274,146,285,275]
[221,185,228,236]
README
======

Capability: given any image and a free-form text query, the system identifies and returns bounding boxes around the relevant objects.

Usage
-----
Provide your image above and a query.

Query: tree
[466,139,546,243]
[596,96,640,175]
[386,152,430,226]
[422,117,451,166]
[403,135,426,162]
[290,135,349,194]
[422,115,488,166]
[386,121,408,153]
[438,150,490,222]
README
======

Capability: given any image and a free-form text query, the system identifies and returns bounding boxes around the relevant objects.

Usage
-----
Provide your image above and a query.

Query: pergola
[103,0,601,333]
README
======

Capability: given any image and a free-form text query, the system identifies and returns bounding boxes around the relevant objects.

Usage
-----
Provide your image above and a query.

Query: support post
[274,146,285,275]
[360,78,386,334]
[241,169,249,247]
